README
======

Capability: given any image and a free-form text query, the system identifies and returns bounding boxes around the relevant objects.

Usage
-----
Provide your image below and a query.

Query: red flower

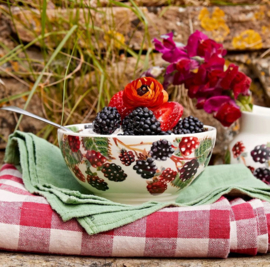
[123,77,168,111]
[220,64,251,98]
[214,100,241,127]
[197,39,226,60]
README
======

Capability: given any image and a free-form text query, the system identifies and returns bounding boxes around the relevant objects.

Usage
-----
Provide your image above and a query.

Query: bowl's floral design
[59,127,216,201]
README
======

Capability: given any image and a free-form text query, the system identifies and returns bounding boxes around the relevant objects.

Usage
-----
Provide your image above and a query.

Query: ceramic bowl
[58,124,216,205]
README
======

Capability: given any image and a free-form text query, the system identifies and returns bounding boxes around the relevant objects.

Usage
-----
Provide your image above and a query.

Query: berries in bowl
[58,77,216,205]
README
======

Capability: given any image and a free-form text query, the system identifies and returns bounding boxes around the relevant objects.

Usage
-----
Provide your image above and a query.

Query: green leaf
[85,167,93,176]
[82,137,110,158]
[67,126,79,132]
[174,151,182,157]
[171,173,192,189]
[195,138,213,165]
[236,95,253,112]
[224,149,231,164]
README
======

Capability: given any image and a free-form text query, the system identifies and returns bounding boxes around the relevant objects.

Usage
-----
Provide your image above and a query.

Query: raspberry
[108,91,133,119]
[232,141,245,158]
[101,163,127,182]
[87,174,109,191]
[72,165,86,182]
[250,145,270,163]
[93,106,121,135]
[133,158,158,179]
[179,136,200,156]
[159,168,177,183]
[147,178,167,195]
[119,149,135,166]
[179,159,199,181]
[85,150,107,168]
[149,139,174,161]
[247,166,255,174]
[68,135,80,152]
[254,168,270,185]
[173,116,204,134]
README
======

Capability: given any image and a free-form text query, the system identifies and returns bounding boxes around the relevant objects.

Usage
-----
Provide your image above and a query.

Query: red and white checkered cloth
[0,163,269,258]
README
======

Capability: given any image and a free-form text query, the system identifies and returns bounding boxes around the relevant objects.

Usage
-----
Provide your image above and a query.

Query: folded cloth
[4,131,270,235]
[0,164,232,257]
[1,163,270,258]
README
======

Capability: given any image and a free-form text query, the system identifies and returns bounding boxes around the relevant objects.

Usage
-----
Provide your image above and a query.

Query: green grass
[0,0,154,143]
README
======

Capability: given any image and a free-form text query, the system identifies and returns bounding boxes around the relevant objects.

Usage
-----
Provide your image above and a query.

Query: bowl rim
[58,123,217,138]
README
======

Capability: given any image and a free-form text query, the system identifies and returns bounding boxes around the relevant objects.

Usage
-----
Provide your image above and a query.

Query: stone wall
[0,1,270,163]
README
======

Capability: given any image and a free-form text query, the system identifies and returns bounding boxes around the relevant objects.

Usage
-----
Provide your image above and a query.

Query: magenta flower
[185,30,208,57]
[165,58,199,85]
[203,96,232,113]
[152,32,188,63]
[203,96,241,126]
[150,30,252,127]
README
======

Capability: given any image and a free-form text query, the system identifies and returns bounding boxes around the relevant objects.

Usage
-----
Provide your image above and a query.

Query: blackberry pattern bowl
[58,124,216,205]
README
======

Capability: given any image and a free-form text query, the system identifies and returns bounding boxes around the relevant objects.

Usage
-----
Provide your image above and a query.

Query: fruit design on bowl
[58,77,216,204]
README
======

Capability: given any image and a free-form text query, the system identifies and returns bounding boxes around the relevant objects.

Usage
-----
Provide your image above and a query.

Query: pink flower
[153,32,188,63]
[185,30,208,57]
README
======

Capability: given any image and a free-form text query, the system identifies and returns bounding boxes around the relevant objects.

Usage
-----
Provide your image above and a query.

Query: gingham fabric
[0,163,269,258]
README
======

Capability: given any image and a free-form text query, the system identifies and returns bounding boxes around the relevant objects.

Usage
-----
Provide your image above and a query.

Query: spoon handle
[1,106,73,133]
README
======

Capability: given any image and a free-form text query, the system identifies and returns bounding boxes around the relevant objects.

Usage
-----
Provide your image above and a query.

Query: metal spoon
[1,106,73,133]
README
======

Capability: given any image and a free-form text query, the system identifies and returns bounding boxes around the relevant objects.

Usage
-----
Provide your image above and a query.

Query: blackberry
[173,116,204,134]
[179,159,199,181]
[101,163,127,182]
[133,158,157,179]
[119,149,135,166]
[254,168,270,185]
[250,145,270,163]
[87,174,109,191]
[149,139,174,161]
[122,107,165,135]
[93,106,121,135]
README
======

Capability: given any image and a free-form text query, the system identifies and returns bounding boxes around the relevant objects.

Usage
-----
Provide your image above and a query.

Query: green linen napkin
[4,131,270,235]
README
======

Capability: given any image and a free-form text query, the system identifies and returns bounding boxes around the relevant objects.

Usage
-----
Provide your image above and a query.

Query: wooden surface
[1,251,270,267]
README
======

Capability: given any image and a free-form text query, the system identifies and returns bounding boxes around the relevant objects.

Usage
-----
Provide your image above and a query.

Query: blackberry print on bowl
[150,139,174,161]
[101,163,127,182]
[254,168,270,185]
[250,144,270,163]
[179,159,199,182]
[87,174,109,191]
[133,158,158,179]
[119,149,135,166]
